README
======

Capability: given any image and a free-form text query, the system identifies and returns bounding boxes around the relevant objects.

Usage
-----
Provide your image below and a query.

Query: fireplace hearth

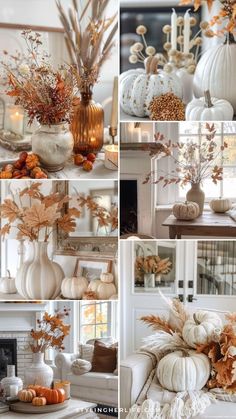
[120,180,138,236]
[0,339,17,380]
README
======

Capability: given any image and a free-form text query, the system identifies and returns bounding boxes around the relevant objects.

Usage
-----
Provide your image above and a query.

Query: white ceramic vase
[32,123,73,172]
[24,353,53,388]
[176,68,194,105]
[15,242,64,300]
[1,365,23,396]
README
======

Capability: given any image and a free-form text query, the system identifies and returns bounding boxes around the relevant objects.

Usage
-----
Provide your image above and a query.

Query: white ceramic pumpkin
[0,270,17,294]
[193,41,236,112]
[109,294,118,300]
[100,272,114,283]
[157,350,210,392]
[71,359,92,375]
[176,68,194,105]
[210,197,232,213]
[61,276,88,299]
[97,282,116,300]
[172,201,199,220]
[182,311,222,348]
[186,91,234,121]
[120,56,183,118]
[88,279,101,293]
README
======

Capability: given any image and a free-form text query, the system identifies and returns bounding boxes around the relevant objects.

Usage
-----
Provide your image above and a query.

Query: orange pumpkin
[27,385,43,396]
[18,389,36,402]
[32,396,47,406]
[39,388,66,404]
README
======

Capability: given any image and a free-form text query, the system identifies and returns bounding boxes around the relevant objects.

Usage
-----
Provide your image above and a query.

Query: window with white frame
[78,301,117,343]
[156,122,236,205]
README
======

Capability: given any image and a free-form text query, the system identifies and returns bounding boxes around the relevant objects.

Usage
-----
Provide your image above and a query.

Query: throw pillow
[91,340,117,373]
[71,359,92,375]
[78,343,94,363]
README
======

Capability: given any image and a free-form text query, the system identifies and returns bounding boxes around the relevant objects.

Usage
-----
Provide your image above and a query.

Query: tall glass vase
[71,88,104,155]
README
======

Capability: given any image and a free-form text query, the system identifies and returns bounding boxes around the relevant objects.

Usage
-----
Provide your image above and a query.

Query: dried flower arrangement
[30,308,71,353]
[78,195,118,234]
[135,255,172,275]
[141,297,236,393]
[180,0,236,35]
[143,123,227,186]
[56,0,118,92]
[2,31,74,125]
[0,182,118,241]
[129,22,205,74]
[0,182,80,241]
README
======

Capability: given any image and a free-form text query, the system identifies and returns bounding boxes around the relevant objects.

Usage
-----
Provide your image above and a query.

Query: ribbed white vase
[24,353,53,388]
[15,242,64,299]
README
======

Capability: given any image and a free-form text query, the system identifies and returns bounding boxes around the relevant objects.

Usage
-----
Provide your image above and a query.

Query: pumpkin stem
[193,313,201,325]
[180,348,190,357]
[150,57,159,75]
[6,269,11,278]
[144,56,153,74]
[204,90,213,108]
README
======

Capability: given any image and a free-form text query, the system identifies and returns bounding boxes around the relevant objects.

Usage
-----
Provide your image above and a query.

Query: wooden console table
[162,212,236,239]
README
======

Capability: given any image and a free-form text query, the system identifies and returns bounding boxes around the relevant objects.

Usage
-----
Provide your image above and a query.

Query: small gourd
[182,310,222,348]
[0,270,17,294]
[32,396,47,406]
[120,56,182,118]
[210,197,232,213]
[186,90,234,121]
[61,276,88,299]
[157,349,210,392]
[172,201,199,220]
[18,388,36,402]
[97,282,116,300]
[100,272,114,283]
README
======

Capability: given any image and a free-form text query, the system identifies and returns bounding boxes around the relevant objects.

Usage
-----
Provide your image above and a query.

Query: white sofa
[54,339,118,408]
[120,352,236,419]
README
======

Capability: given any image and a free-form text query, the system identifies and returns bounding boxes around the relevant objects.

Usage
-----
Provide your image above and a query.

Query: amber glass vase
[71,88,104,155]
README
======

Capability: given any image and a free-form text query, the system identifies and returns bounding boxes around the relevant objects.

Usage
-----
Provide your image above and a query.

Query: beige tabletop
[0,399,97,419]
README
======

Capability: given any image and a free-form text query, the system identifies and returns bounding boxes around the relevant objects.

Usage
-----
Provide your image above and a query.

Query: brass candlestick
[109,126,117,145]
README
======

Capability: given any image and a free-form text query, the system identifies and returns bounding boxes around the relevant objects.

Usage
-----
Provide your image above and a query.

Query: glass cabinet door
[133,240,177,294]
[197,241,236,296]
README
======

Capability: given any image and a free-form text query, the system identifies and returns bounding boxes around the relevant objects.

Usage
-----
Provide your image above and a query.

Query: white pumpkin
[193,41,236,112]
[0,270,17,294]
[109,294,118,300]
[210,197,232,213]
[182,311,222,348]
[120,57,182,117]
[172,201,199,220]
[97,282,116,300]
[71,359,92,375]
[186,90,234,121]
[88,279,101,293]
[61,276,88,299]
[157,350,210,392]
[100,272,114,283]
[176,68,194,105]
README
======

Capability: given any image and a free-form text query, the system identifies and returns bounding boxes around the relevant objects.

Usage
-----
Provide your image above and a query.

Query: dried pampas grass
[56,0,118,90]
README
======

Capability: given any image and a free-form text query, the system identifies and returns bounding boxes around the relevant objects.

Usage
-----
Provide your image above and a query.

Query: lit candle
[4,104,24,137]
[104,144,118,171]
[10,384,18,397]
[110,76,118,129]
[184,9,191,54]
[171,9,177,50]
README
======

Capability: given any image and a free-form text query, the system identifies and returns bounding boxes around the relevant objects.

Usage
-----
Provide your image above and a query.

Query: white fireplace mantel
[0,302,48,332]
